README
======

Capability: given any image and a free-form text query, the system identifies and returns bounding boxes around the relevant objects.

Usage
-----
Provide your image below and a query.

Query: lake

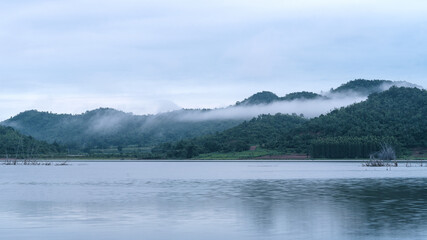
[1,161,426,240]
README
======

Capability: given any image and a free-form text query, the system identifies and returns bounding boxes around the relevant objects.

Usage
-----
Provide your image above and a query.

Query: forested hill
[330,79,421,95]
[153,114,307,158]
[2,108,242,150]
[157,87,427,159]
[280,91,325,101]
[330,79,393,95]
[0,126,63,158]
[235,79,416,106]
[282,86,427,157]
[1,79,423,155]
[290,87,426,146]
[236,91,325,106]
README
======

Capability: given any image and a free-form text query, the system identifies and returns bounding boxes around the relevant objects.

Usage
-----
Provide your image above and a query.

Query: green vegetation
[289,87,426,151]
[0,79,424,160]
[236,91,325,106]
[196,148,283,160]
[0,126,64,158]
[330,79,392,95]
[281,91,325,101]
[235,79,404,107]
[152,114,307,158]
[310,136,399,159]
[2,108,242,152]
[157,87,426,159]
[236,91,279,105]
[236,79,404,106]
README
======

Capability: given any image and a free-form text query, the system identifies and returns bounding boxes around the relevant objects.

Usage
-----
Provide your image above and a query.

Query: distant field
[195,148,286,160]
[88,145,152,154]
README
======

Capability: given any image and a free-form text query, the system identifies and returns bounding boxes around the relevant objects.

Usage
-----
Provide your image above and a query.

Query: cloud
[177,95,367,121]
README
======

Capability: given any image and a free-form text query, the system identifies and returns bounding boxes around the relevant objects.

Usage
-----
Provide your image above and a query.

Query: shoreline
[1,158,425,163]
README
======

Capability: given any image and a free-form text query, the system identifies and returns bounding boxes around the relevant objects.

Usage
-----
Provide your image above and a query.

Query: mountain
[0,125,63,158]
[330,79,393,95]
[1,79,423,156]
[2,108,242,151]
[235,79,413,107]
[280,91,326,101]
[235,91,279,105]
[158,86,426,159]
[236,91,324,106]
[330,79,421,95]
[294,86,426,145]
[285,86,427,158]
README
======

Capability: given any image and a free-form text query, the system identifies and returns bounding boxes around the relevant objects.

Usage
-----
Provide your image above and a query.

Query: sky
[0,0,426,120]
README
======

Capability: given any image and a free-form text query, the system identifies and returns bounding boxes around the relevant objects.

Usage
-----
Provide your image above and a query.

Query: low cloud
[176,95,367,121]
[174,82,423,122]
[380,81,424,91]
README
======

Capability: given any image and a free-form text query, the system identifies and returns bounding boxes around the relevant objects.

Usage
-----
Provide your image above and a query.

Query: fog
[77,83,424,133]
[176,95,367,122]
[380,81,424,91]
[86,110,132,134]
[81,95,367,134]
[4,83,422,136]
[174,82,422,122]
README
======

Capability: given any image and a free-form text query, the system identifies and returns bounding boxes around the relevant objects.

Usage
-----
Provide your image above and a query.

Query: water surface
[1,161,426,240]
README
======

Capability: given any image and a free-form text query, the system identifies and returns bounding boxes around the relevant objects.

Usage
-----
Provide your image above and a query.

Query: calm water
[1,161,426,240]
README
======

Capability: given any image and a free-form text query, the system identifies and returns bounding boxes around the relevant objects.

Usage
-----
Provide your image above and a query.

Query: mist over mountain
[157,86,427,159]
[329,79,422,96]
[176,79,420,121]
[236,79,420,106]
[2,108,241,150]
[1,79,424,154]
[236,91,326,106]
[177,95,365,121]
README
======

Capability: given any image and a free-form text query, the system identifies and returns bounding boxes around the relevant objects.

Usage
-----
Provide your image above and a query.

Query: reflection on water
[0,162,426,240]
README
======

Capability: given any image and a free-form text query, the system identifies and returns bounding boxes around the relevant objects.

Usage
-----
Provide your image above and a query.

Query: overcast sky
[0,0,426,120]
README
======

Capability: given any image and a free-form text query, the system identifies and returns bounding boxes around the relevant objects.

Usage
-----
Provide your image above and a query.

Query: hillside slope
[1,79,423,155]
[153,114,307,158]
[287,86,426,148]
[330,79,421,95]
[159,87,426,159]
[2,108,241,150]
[0,126,63,158]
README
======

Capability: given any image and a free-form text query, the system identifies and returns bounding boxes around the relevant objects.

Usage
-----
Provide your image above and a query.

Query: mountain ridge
[155,86,427,159]
[1,79,424,156]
